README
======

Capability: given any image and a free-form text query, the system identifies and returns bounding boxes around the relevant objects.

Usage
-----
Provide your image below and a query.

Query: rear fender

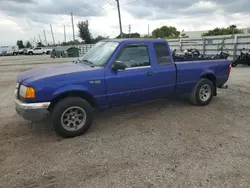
[200,71,217,96]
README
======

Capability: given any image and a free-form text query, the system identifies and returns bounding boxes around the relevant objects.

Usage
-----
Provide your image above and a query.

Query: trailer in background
[0,45,19,56]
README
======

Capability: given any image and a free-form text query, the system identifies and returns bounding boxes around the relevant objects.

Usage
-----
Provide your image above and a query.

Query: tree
[77,20,92,44]
[25,41,32,48]
[202,25,243,36]
[152,26,180,38]
[142,35,153,38]
[116,32,140,38]
[37,42,45,47]
[91,35,109,43]
[181,33,189,38]
[16,40,25,48]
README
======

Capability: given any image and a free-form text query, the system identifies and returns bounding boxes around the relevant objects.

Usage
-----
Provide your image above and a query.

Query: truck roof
[102,38,166,43]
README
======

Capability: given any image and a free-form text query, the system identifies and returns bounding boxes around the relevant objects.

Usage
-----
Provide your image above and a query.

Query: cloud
[0,0,250,45]
[0,0,36,3]
[205,0,250,13]
[123,0,199,19]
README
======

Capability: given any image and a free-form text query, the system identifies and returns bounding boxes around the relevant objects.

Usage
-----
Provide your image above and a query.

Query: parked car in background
[0,45,19,56]
[18,48,28,55]
[15,38,231,138]
[27,47,52,55]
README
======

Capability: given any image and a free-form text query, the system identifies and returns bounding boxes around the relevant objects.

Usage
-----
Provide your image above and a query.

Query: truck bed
[174,59,230,94]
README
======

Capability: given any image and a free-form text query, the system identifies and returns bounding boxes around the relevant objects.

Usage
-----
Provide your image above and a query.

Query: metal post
[179,37,182,52]
[203,38,206,55]
[233,35,238,60]
[116,0,123,38]
[64,25,66,43]
[128,24,131,38]
[43,30,48,46]
[71,12,76,41]
[50,24,55,45]
[148,24,150,36]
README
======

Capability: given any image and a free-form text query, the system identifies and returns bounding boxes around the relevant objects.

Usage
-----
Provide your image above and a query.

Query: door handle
[147,72,153,76]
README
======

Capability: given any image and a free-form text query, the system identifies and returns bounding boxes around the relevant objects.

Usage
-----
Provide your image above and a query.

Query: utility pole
[128,24,131,38]
[71,12,76,41]
[115,0,123,38]
[38,34,42,43]
[33,37,37,46]
[148,24,150,36]
[50,24,55,45]
[64,25,66,43]
[43,30,48,46]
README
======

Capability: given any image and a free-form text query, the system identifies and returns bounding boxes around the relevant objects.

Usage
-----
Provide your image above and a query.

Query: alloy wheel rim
[199,84,211,102]
[61,106,87,131]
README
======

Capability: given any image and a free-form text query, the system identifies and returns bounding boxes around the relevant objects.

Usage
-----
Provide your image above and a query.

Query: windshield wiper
[80,59,95,67]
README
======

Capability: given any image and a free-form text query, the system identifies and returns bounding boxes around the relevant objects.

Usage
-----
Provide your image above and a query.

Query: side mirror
[112,61,126,71]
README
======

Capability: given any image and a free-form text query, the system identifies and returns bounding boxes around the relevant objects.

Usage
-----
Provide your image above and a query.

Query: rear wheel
[52,97,94,138]
[189,78,214,106]
[28,51,33,55]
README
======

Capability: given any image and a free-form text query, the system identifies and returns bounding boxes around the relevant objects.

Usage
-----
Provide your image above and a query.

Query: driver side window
[116,44,150,69]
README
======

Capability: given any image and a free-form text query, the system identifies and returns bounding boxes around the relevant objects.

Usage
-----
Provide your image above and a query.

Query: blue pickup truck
[15,39,231,137]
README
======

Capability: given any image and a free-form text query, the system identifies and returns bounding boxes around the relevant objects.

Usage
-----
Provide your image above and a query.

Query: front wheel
[52,97,94,138]
[189,78,214,106]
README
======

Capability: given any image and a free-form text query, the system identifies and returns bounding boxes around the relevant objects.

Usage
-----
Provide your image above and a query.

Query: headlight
[19,85,36,98]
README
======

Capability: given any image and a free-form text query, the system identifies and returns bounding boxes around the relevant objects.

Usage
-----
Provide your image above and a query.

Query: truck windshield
[80,41,119,67]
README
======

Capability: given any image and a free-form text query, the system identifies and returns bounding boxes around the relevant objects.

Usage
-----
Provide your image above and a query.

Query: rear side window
[153,43,171,65]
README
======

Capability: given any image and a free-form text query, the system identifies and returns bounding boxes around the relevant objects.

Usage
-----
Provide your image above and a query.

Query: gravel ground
[0,55,250,188]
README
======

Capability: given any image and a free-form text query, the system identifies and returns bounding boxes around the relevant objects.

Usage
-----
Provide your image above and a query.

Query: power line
[120,0,140,6]
[73,0,113,17]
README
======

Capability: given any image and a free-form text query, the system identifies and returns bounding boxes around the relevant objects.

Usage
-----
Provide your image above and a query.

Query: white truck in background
[0,45,19,56]
[27,47,52,55]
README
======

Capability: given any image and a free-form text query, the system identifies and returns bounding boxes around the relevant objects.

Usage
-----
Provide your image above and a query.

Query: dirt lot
[0,55,250,188]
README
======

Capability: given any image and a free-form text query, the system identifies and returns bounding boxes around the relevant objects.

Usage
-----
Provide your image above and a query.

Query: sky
[0,0,250,45]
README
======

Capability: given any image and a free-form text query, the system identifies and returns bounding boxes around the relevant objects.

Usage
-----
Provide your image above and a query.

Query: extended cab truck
[27,47,52,55]
[15,39,231,137]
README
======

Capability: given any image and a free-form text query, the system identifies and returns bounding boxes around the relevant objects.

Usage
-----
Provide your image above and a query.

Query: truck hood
[17,62,101,84]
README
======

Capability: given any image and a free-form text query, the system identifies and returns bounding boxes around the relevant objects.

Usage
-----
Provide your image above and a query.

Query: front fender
[53,85,92,98]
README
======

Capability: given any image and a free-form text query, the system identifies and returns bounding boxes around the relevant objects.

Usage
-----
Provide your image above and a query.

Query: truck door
[150,42,176,98]
[34,47,42,54]
[105,43,158,107]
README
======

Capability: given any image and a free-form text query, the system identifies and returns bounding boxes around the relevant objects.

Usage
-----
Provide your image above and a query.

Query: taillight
[229,64,231,73]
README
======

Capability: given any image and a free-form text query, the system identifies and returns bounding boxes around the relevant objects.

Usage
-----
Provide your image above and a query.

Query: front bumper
[15,98,51,122]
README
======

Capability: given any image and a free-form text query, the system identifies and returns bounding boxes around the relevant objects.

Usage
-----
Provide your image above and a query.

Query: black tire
[189,78,214,106]
[28,51,33,55]
[231,62,238,67]
[52,97,94,138]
